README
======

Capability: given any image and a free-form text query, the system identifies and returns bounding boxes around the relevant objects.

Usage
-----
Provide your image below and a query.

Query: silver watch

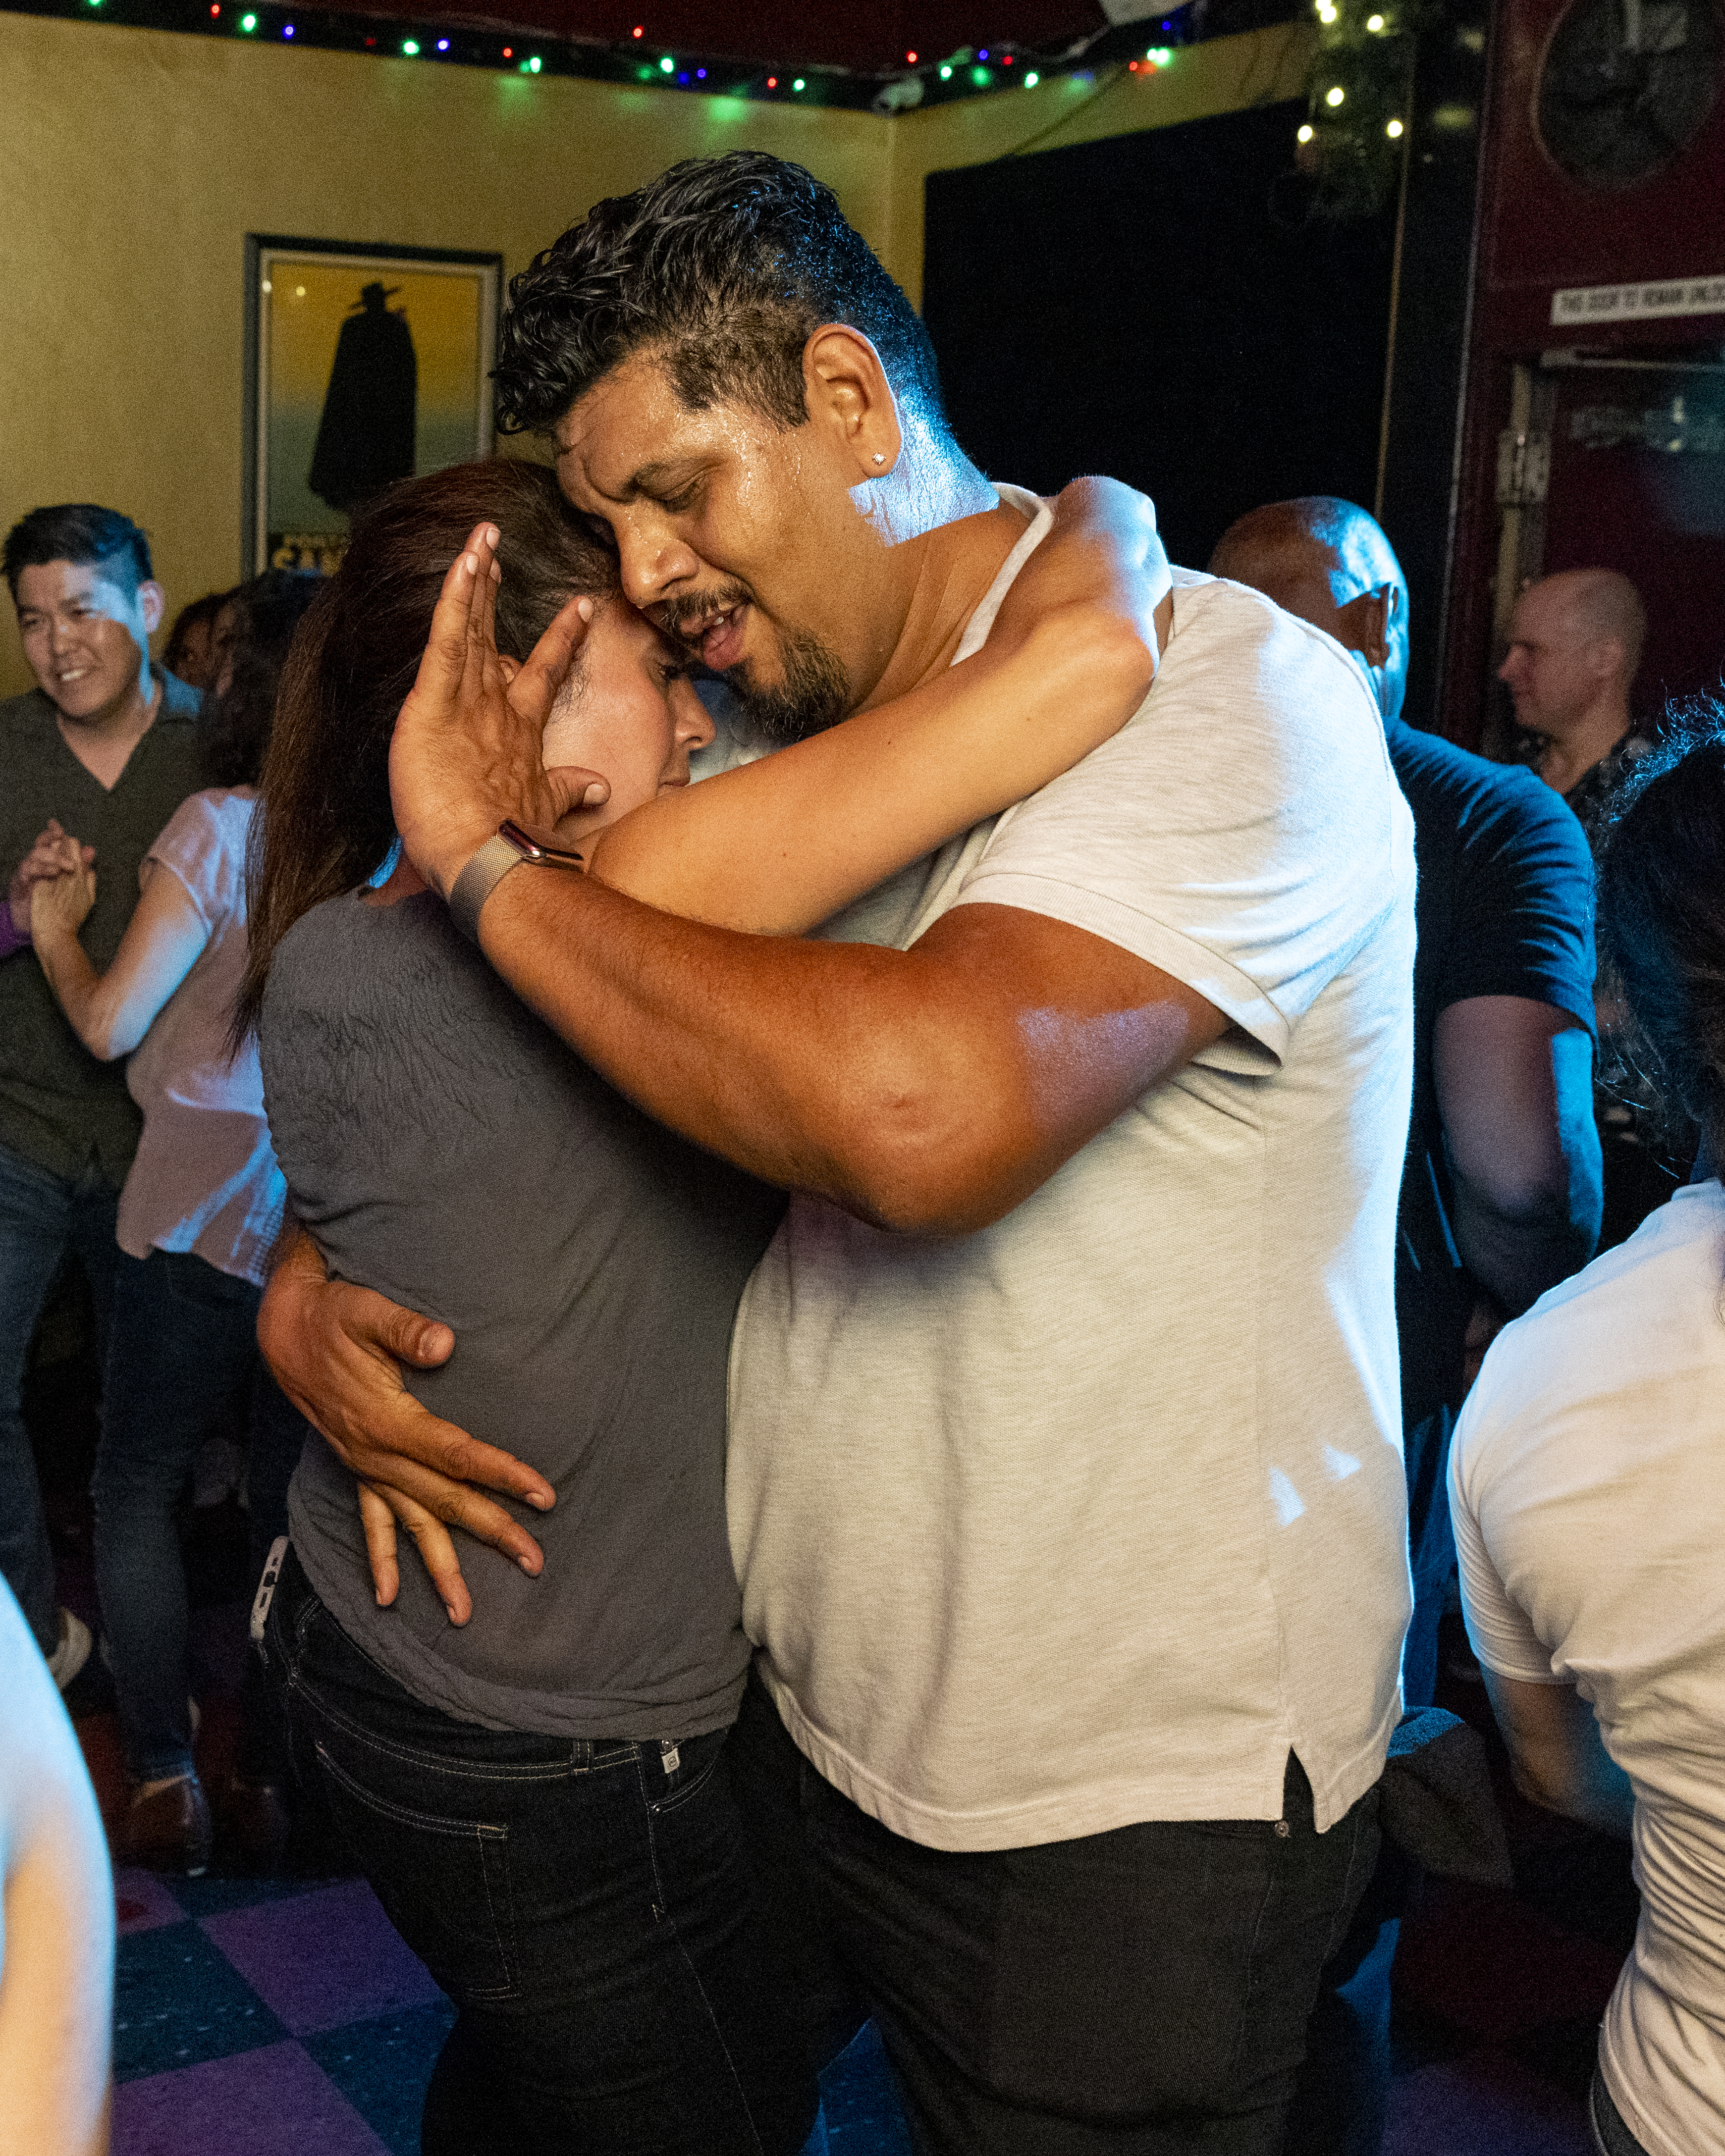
[447,818,586,944]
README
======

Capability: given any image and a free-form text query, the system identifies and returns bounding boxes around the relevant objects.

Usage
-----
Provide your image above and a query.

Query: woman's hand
[29,854,95,942]
[389,524,606,901]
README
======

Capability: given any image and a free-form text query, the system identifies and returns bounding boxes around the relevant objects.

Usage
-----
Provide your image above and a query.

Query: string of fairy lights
[1293,0,1441,215]
[14,0,1258,112]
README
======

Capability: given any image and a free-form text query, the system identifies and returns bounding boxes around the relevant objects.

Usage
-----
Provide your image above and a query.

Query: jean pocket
[314,1739,519,2000]
[649,1726,728,1818]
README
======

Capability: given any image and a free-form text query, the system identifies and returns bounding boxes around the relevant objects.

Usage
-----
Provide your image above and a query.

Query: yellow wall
[0,10,1312,697]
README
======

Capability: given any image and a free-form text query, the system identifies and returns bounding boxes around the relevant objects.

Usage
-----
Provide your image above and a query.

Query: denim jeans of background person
[0,1142,121,1658]
[95,1246,307,1790]
[264,1547,820,2156]
[1,502,202,1674]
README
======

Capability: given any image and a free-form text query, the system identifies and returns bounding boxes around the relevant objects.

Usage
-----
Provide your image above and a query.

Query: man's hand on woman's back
[256,1226,555,1624]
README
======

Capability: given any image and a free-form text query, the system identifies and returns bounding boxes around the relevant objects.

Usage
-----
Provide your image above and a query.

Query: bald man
[1500,569,1649,829]
[1212,499,1603,2156]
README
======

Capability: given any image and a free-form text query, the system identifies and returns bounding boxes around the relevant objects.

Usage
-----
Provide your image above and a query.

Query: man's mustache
[647,582,755,647]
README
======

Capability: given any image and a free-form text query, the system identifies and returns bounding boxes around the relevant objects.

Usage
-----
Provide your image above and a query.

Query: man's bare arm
[1480,1666,1634,1838]
[481,880,1228,1236]
[1434,996,1603,1315]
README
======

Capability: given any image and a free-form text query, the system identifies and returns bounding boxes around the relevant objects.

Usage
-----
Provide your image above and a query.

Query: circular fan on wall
[1535,0,1723,187]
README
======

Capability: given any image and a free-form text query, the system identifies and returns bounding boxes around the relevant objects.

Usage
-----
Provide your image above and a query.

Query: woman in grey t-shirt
[244,459,1160,2155]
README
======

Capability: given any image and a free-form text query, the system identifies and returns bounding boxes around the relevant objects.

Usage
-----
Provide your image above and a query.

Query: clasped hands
[11,820,96,940]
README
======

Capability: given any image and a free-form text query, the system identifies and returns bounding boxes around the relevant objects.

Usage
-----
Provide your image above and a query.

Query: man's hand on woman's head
[256,1225,556,1626]
[388,522,608,902]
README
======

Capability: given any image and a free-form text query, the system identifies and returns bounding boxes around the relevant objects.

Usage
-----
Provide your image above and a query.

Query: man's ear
[139,580,165,638]
[1359,585,1394,670]
[803,324,903,481]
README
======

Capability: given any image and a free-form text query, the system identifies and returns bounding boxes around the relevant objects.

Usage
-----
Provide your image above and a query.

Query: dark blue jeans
[94,1246,309,1781]
[265,1547,820,2156]
[727,1672,1382,2156]
[0,1135,119,1655]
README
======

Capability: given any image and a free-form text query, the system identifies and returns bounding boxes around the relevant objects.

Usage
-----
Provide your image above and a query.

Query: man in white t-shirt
[261,155,1415,2151]
[1452,1178,1725,2156]
[1451,724,1725,2156]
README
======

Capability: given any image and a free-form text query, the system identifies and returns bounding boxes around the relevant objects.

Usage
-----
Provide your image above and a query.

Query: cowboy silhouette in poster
[308,282,417,512]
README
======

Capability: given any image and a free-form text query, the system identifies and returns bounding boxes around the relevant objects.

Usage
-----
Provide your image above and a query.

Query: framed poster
[242,235,501,576]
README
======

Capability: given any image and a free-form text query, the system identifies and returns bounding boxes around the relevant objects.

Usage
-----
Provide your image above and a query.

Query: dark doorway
[921,103,1398,572]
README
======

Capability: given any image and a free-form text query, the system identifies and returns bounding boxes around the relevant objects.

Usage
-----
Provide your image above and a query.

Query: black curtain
[921,103,1398,575]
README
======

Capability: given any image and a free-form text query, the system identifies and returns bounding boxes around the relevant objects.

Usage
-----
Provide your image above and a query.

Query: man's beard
[723,623,852,747]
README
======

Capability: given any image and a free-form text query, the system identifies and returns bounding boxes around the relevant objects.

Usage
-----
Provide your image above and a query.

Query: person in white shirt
[1451,712,1725,2156]
[258,153,1416,2152]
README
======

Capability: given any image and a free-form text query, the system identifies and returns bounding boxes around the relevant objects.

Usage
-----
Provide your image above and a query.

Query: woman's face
[539,597,715,843]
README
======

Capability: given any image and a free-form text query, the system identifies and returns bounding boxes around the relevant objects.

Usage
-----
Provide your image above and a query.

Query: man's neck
[1537,701,1632,798]
[55,668,162,792]
[855,481,1032,717]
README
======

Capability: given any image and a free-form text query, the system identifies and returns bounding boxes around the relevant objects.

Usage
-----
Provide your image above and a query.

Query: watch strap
[448,833,526,944]
[448,820,588,944]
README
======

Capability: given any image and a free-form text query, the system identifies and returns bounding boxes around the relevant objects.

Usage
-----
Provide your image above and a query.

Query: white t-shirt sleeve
[1450,1389,1564,1684]
[949,575,1404,1064]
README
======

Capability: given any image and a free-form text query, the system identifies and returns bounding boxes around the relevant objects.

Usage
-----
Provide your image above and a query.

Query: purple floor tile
[1386,2049,1593,2156]
[114,1868,185,1936]
[113,2039,392,2156]
[200,1879,443,2035]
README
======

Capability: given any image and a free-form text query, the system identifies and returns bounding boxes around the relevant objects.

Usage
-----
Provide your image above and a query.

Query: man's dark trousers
[0,1134,119,1654]
[729,1667,1381,2155]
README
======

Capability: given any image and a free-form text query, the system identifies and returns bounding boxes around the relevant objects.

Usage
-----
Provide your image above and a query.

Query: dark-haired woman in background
[245,456,1164,2156]
[30,569,322,1876]
[160,587,234,693]
[1450,707,1725,2156]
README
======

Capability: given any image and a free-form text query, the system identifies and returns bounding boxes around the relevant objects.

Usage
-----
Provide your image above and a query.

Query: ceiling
[280,0,1129,73]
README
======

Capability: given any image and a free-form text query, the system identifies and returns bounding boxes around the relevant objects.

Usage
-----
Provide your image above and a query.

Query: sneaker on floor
[46,1607,92,1691]
[126,1772,214,1876]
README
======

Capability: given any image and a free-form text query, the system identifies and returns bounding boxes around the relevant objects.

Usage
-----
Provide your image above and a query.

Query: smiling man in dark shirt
[0,505,202,1682]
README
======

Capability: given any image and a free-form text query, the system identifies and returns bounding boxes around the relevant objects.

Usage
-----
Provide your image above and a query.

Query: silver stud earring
[872,452,886,465]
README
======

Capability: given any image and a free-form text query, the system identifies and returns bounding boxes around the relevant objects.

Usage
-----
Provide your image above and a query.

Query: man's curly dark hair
[493,152,945,438]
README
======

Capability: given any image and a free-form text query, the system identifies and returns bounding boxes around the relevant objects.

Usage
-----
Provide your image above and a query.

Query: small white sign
[1551,274,1725,326]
